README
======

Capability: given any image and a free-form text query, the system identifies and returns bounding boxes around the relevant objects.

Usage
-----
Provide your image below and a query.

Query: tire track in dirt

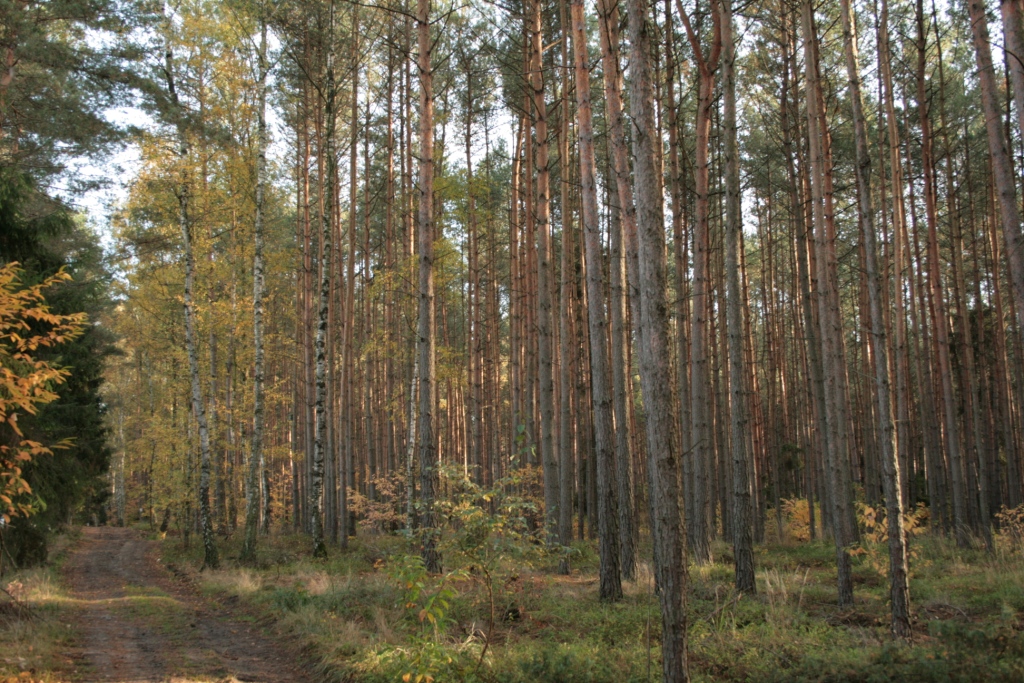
[62,527,312,683]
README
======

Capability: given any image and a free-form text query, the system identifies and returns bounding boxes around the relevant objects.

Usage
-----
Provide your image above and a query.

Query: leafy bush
[851,501,928,579]
[995,504,1024,554]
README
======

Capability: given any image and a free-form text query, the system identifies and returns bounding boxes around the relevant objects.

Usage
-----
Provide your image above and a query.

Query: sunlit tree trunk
[595,0,640,576]
[557,7,575,565]
[416,0,441,574]
[528,0,559,543]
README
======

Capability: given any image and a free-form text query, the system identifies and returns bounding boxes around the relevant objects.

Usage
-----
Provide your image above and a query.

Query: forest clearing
[5,0,1024,679]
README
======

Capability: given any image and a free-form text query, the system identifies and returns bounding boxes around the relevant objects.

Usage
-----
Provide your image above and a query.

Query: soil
[61,527,313,683]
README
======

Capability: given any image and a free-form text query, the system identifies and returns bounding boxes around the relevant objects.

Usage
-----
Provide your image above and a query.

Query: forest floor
[5,522,1024,682]
[154,522,1024,683]
[0,526,313,683]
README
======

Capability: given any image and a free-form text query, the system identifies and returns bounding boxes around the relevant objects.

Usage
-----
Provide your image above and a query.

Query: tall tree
[164,31,218,571]
[595,0,640,579]
[627,0,689,677]
[972,0,1024,355]
[915,0,967,547]
[241,12,269,565]
[569,0,621,600]
[310,0,338,561]
[679,0,722,566]
[416,0,441,574]
[528,0,559,544]
[721,0,755,595]
[841,0,910,634]
[801,0,851,604]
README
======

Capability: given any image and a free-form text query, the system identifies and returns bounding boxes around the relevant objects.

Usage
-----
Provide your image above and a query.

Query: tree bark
[678,0,722,566]
[528,0,559,544]
[999,0,1024,357]
[594,0,640,578]
[569,0,621,600]
[310,0,337,561]
[416,0,441,574]
[721,0,755,595]
[801,0,852,605]
[164,33,218,571]
[915,0,967,547]
[240,17,268,565]
[841,0,910,634]
[626,0,689,678]
[557,7,575,566]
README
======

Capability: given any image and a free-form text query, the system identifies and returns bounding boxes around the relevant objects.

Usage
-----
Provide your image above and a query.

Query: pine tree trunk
[569,0,621,599]
[557,12,575,564]
[528,0,559,544]
[609,188,638,581]
[595,0,640,331]
[933,16,993,546]
[999,0,1024,358]
[841,0,910,634]
[663,0,694,564]
[779,4,828,546]
[678,0,722,566]
[595,0,640,576]
[801,0,852,605]
[627,0,689,677]
[342,12,360,544]
[416,0,441,574]
[877,0,913,513]
[914,0,967,547]
[721,0,755,595]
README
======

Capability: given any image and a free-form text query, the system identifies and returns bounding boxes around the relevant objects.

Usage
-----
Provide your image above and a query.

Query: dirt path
[61,527,313,683]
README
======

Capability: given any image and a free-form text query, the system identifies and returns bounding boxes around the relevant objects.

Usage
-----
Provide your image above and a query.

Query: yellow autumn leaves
[0,263,86,522]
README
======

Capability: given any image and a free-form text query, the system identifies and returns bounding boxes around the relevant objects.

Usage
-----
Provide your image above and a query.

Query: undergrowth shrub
[851,501,929,579]
[781,498,812,542]
[349,473,407,534]
[767,498,819,543]
[995,504,1024,554]
[498,644,635,683]
[376,465,557,683]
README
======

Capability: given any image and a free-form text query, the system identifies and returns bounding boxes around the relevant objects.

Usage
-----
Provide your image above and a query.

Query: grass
[5,519,1023,682]
[0,529,79,682]
[158,524,1024,683]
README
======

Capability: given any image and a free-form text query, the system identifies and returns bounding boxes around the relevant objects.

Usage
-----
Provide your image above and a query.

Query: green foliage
[389,553,465,634]
[0,0,158,178]
[0,170,114,566]
[498,644,633,683]
[369,466,560,683]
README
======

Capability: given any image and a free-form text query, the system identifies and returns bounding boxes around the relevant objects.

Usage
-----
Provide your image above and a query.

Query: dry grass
[203,567,263,595]
[0,566,75,681]
[151,526,1024,683]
